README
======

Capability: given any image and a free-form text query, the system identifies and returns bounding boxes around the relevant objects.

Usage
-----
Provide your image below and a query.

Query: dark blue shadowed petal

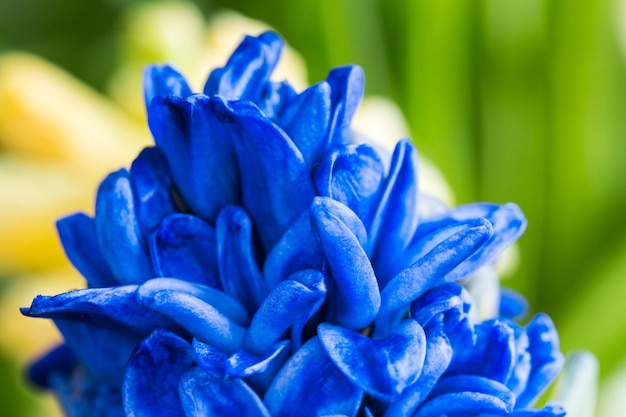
[263,210,324,291]
[375,220,492,337]
[27,344,77,389]
[179,366,271,417]
[204,32,282,102]
[95,169,153,285]
[147,94,239,222]
[192,339,230,378]
[278,81,331,168]
[449,320,516,384]
[216,206,268,313]
[138,278,250,326]
[516,314,564,408]
[56,213,118,288]
[368,139,420,287]
[384,319,453,417]
[55,320,142,388]
[500,288,529,320]
[256,80,297,120]
[136,288,246,351]
[318,319,427,401]
[264,337,363,417]
[326,66,364,147]
[245,270,326,355]
[130,147,176,235]
[310,197,379,330]
[416,376,514,416]
[150,213,220,288]
[215,100,315,251]
[143,64,192,108]
[314,144,385,227]
[123,329,194,417]
[21,286,176,334]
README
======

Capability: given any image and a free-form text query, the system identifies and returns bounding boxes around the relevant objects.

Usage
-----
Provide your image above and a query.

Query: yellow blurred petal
[0,156,96,273]
[0,51,151,177]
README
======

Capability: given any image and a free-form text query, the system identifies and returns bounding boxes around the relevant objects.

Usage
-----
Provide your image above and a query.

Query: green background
[2,0,625,414]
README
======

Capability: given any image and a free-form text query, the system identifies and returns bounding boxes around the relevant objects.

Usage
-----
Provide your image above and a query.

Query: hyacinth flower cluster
[22,32,567,417]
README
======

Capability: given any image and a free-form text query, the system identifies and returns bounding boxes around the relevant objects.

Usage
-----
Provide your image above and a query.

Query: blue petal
[21,286,176,334]
[263,210,324,290]
[368,139,420,287]
[384,319,453,417]
[216,206,268,313]
[264,337,363,417]
[123,329,194,417]
[192,339,230,378]
[416,375,514,416]
[147,94,240,222]
[318,319,427,401]
[314,144,385,227]
[136,286,246,351]
[506,402,567,417]
[449,320,516,384]
[204,32,282,102]
[326,65,364,147]
[245,270,326,355]
[149,213,220,288]
[410,282,470,327]
[27,344,77,389]
[56,213,118,288]
[215,99,315,251]
[224,340,290,379]
[130,147,176,235]
[138,278,250,326]
[179,367,271,417]
[375,219,492,337]
[418,203,527,282]
[500,287,529,320]
[516,314,564,408]
[95,169,153,284]
[278,81,331,168]
[256,80,297,120]
[310,197,380,330]
[143,64,192,108]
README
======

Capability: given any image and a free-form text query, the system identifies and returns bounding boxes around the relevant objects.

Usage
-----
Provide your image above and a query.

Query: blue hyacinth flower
[23,31,567,417]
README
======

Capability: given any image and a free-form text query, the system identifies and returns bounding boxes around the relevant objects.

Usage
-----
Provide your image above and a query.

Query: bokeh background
[1,0,625,415]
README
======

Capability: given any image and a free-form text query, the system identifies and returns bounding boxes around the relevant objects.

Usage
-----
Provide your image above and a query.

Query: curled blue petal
[215,100,315,251]
[224,340,290,379]
[318,319,427,401]
[179,366,271,417]
[136,287,246,351]
[314,144,385,227]
[129,147,176,235]
[204,31,282,102]
[410,282,470,327]
[192,339,230,379]
[264,337,363,417]
[138,278,250,326]
[217,206,268,313]
[95,169,153,284]
[245,270,326,355]
[415,375,514,416]
[384,319,453,417]
[375,219,492,337]
[326,65,364,147]
[368,139,420,287]
[147,94,240,222]
[310,197,379,330]
[278,81,331,168]
[123,329,194,417]
[149,213,220,288]
[56,213,118,288]
[516,313,564,408]
[143,64,192,108]
[449,319,516,384]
